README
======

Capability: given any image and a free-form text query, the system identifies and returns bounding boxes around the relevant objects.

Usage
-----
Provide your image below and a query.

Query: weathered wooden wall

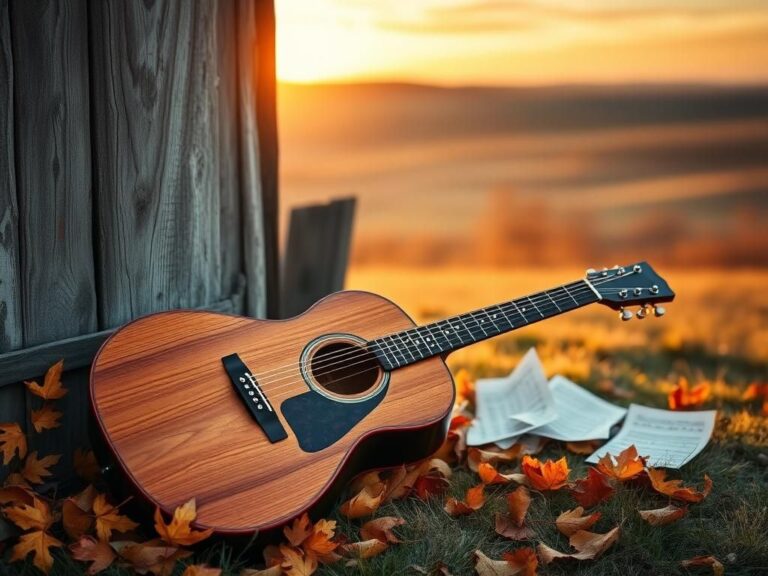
[0,0,279,485]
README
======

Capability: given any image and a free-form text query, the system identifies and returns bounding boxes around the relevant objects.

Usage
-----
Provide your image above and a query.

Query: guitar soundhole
[310,341,382,398]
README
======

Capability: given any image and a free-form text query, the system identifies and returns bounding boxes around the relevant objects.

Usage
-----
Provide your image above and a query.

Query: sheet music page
[530,376,627,441]
[586,404,716,468]
[467,348,556,446]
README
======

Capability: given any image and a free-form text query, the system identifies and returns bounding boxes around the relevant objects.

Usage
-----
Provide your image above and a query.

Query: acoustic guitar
[90,262,674,536]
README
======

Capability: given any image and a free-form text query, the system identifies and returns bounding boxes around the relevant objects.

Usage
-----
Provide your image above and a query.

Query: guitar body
[90,291,455,536]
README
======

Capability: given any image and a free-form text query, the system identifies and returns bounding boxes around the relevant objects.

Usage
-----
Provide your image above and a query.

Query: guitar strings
[254,274,635,395]
[254,274,638,400]
[254,272,635,388]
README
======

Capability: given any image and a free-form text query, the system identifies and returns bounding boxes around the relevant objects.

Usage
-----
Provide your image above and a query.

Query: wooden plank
[90,0,223,329]
[0,278,247,389]
[254,0,280,318]
[0,0,21,354]
[11,0,98,346]
[281,198,356,318]
[237,0,268,319]
[218,0,243,299]
[10,0,97,483]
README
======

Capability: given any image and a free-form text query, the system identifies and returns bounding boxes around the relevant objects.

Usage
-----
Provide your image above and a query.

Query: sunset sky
[275,0,768,85]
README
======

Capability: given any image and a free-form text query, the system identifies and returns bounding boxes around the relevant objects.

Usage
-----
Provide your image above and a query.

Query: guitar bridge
[221,353,287,443]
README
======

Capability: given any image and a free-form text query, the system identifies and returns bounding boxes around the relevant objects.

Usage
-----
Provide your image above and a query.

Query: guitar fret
[470,311,488,337]
[545,290,562,312]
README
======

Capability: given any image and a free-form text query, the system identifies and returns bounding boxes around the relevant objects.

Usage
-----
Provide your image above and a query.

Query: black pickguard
[281,382,388,452]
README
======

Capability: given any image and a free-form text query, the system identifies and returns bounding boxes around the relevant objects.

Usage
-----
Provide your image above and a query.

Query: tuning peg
[620,308,633,321]
[586,268,596,275]
[653,305,666,317]
[636,307,647,319]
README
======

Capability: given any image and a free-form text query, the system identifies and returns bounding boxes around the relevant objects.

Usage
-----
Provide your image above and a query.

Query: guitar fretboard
[368,279,600,370]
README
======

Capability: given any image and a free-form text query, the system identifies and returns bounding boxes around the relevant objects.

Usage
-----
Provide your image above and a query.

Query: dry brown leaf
[409,561,454,575]
[281,544,318,575]
[494,514,536,541]
[565,440,602,455]
[284,513,313,547]
[181,565,222,576]
[21,452,61,485]
[596,445,646,481]
[240,567,282,576]
[340,538,388,559]
[381,465,410,501]
[70,535,117,574]
[0,485,35,507]
[444,484,485,516]
[0,423,27,465]
[31,404,63,434]
[11,529,63,574]
[506,486,531,526]
[62,485,97,539]
[538,527,620,564]
[74,449,101,483]
[360,516,405,543]
[340,482,385,519]
[94,494,139,542]
[303,518,339,560]
[638,504,687,526]
[5,496,52,531]
[467,446,520,473]
[25,360,67,400]
[4,472,30,488]
[115,539,191,576]
[521,455,569,491]
[647,469,712,503]
[570,468,616,508]
[154,498,213,546]
[680,555,724,575]
[474,549,537,576]
[348,471,382,495]
[556,507,601,536]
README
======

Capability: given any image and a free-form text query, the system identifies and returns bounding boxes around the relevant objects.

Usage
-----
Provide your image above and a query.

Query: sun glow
[275,0,768,86]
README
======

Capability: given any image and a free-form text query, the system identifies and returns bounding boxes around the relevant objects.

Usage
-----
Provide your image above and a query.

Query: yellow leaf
[154,498,213,546]
[283,513,313,547]
[0,422,27,465]
[280,544,318,576]
[31,404,63,433]
[70,535,117,575]
[21,452,61,485]
[93,494,139,542]
[5,497,53,531]
[11,530,63,574]
[25,360,67,400]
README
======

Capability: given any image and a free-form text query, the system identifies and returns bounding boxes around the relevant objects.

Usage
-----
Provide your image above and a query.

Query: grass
[4,267,768,575]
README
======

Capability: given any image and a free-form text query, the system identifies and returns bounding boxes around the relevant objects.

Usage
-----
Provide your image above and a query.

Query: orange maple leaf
[571,467,615,508]
[70,535,117,575]
[668,377,710,410]
[181,565,222,576]
[477,462,527,486]
[302,518,339,561]
[647,469,713,503]
[596,445,646,481]
[4,496,53,531]
[93,493,139,542]
[154,498,213,546]
[565,440,602,455]
[31,404,63,434]
[742,383,768,415]
[521,455,570,491]
[444,483,485,516]
[0,422,27,465]
[25,360,67,400]
[21,452,61,485]
[11,530,63,574]
[283,513,313,547]
[340,482,385,519]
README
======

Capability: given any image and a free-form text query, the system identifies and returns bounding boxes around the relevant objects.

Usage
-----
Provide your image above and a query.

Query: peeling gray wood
[11,0,97,346]
[90,0,223,328]
[218,0,243,299]
[281,198,356,318]
[237,0,268,319]
[0,0,21,354]
[254,0,280,318]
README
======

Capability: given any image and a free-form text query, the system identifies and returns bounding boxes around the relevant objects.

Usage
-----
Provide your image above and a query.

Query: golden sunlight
[275,0,768,85]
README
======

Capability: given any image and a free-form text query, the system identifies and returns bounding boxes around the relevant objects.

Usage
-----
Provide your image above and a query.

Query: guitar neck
[368,279,601,370]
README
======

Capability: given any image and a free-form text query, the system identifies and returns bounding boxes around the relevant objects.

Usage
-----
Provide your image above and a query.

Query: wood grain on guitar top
[90,291,455,533]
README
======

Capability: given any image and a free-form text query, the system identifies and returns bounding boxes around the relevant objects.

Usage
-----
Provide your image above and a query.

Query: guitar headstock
[586,261,675,320]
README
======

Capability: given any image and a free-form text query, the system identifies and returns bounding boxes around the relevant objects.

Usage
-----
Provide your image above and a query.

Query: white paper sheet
[529,376,628,441]
[467,348,556,446]
[586,404,716,468]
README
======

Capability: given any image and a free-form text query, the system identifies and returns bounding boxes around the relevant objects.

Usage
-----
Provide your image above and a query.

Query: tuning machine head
[653,305,666,317]
[636,305,648,319]
[619,307,633,321]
